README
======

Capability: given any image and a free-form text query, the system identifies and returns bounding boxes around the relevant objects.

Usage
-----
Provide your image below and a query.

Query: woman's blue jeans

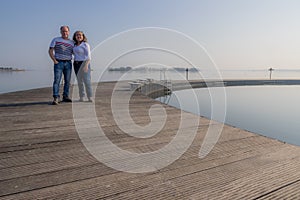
[73,61,92,98]
[53,60,72,98]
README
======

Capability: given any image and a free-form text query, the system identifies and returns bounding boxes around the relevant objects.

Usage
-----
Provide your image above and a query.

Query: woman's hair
[73,31,88,44]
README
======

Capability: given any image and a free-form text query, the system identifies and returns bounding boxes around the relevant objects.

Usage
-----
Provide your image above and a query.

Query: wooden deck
[0,82,300,199]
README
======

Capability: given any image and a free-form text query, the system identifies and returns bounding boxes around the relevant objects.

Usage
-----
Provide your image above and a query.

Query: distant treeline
[108,66,200,72]
[108,66,132,71]
[173,67,199,72]
[0,67,25,71]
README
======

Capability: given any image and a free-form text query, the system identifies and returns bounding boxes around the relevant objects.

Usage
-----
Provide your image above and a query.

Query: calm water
[2,68,300,94]
[2,69,300,146]
[159,86,300,146]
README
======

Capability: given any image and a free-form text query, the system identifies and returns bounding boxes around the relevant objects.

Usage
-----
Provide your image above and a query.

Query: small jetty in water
[0,66,25,71]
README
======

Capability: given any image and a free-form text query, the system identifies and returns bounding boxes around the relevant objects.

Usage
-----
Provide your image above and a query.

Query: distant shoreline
[0,67,25,72]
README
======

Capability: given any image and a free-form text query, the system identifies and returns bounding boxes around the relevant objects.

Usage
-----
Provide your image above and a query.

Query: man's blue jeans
[53,60,72,98]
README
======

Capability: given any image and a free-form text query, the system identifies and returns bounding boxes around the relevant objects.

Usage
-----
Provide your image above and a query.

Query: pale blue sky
[0,0,300,70]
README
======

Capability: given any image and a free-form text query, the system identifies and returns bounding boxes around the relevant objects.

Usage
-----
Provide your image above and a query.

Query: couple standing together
[48,25,93,105]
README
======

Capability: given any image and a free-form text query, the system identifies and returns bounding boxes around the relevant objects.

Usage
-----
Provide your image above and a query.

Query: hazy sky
[0,0,300,70]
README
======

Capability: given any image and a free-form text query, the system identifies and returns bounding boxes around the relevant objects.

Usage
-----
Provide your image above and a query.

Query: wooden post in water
[186,68,189,80]
[268,67,274,80]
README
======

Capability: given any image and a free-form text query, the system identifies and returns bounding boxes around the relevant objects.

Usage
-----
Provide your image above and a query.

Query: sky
[0,0,300,70]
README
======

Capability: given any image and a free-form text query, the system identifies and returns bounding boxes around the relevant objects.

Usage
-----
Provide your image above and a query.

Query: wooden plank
[0,82,299,199]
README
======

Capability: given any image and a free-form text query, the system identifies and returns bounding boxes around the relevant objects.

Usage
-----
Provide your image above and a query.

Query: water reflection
[160,86,300,146]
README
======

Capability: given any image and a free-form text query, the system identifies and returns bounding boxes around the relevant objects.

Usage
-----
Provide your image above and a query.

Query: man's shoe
[62,97,72,102]
[52,98,59,105]
[88,98,93,102]
[79,97,84,102]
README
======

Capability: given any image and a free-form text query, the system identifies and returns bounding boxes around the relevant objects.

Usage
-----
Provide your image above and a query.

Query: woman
[73,31,93,102]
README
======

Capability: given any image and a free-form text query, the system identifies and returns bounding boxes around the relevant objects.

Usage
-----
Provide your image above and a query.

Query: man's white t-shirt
[49,37,74,60]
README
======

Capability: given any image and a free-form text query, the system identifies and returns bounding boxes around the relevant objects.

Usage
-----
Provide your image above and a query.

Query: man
[48,26,74,105]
